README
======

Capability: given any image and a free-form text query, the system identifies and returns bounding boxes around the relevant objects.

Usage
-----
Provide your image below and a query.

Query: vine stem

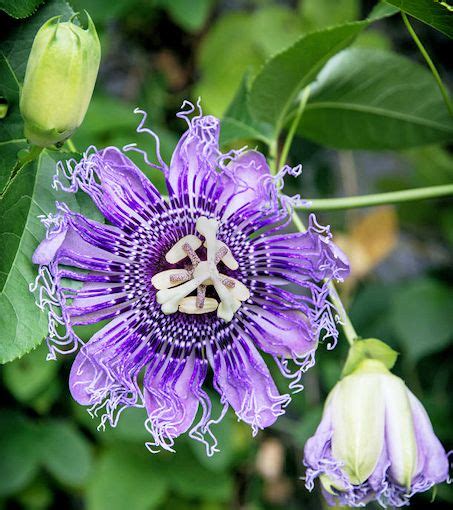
[66,138,77,152]
[292,211,358,346]
[402,12,453,117]
[270,89,359,347]
[299,184,453,211]
[278,86,311,170]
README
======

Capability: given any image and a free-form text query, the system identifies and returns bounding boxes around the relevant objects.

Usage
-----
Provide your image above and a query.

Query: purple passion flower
[31,102,349,454]
[304,359,450,507]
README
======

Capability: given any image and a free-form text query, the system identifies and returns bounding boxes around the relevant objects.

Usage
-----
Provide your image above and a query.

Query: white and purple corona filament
[31,101,349,454]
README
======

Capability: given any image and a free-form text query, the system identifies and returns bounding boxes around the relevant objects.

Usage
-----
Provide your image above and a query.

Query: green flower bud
[20,13,100,147]
[305,342,449,507]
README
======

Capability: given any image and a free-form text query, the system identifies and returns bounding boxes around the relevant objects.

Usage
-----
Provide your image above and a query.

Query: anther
[220,276,235,288]
[196,284,207,308]
[182,242,200,267]
[215,245,228,265]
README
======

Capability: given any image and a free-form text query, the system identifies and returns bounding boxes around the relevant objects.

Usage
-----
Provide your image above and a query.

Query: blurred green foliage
[0,0,452,509]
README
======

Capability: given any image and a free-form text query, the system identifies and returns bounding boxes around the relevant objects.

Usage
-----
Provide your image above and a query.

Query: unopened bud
[20,12,100,147]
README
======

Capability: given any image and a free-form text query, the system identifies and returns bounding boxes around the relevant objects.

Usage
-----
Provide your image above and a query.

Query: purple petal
[219,151,277,220]
[59,146,168,229]
[211,338,290,432]
[408,390,449,483]
[167,113,220,203]
[69,312,132,406]
[144,352,206,451]
[240,306,316,359]
[304,401,334,468]
[32,229,67,265]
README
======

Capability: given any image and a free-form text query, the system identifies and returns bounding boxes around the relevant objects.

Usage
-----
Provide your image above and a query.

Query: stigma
[151,216,249,322]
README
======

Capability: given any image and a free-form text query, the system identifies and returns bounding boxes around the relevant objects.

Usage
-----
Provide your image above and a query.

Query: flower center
[151,216,250,322]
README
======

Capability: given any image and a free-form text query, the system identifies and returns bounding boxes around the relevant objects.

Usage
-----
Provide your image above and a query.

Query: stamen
[165,235,201,263]
[214,246,228,265]
[151,269,191,290]
[220,276,235,288]
[170,272,190,283]
[152,216,250,321]
[205,240,239,270]
[196,284,207,308]
[183,242,200,267]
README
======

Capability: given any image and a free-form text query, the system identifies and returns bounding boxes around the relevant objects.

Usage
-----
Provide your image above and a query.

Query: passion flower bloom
[31,102,348,454]
[304,358,450,507]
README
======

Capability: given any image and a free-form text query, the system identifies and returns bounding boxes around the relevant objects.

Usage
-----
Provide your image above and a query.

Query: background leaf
[0,412,39,496]
[297,47,453,149]
[39,420,93,487]
[391,278,453,362]
[3,342,59,403]
[0,0,45,19]
[86,445,167,510]
[157,0,214,33]
[385,0,453,38]
[194,6,304,116]
[220,74,272,146]
[248,21,367,131]
[299,0,359,30]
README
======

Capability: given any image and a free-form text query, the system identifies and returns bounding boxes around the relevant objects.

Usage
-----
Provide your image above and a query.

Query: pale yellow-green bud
[305,339,449,506]
[331,358,417,489]
[20,12,100,147]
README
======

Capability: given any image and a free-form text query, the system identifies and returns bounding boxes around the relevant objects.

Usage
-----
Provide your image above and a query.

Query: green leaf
[249,21,367,132]
[0,140,27,195]
[391,278,453,362]
[385,0,453,39]
[87,445,167,510]
[220,74,272,147]
[0,55,23,144]
[0,151,79,363]
[3,342,59,403]
[342,338,399,377]
[298,48,453,149]
[39,420,93,487]
[0,412,40,496]
[0,0,45,18]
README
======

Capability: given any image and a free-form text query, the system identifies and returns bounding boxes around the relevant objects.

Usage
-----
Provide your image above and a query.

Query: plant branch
[278,86,311,169]
[402,12,453,117]
[299,184,453,211]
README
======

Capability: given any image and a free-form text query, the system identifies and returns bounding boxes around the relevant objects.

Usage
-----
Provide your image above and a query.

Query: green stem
[292,212,358,346]
[326,280,358,346]
[278,86,311,170]
[17,144,43,167]
[300,184,453,211]
[66,138,77,152]
[402,12,453,117]
[269,139,278,175]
